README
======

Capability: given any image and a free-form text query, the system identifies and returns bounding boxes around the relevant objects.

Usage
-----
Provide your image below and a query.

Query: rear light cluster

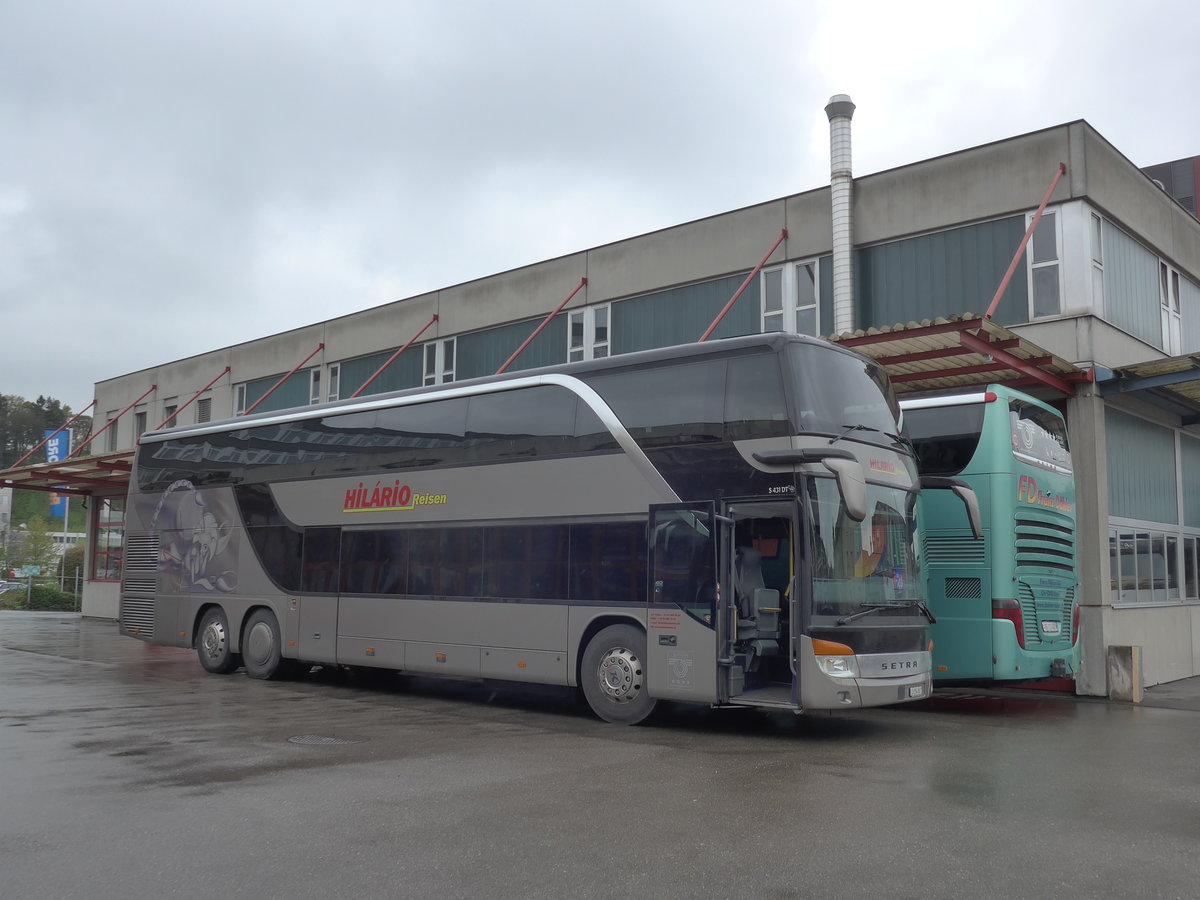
[991,598,1025,649]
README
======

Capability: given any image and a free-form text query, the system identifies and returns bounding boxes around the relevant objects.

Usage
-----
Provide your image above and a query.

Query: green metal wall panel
[244,371,310,413]
[1181,435,1200,527]
[340,348,422,398]
[610,273,753,354]
[1102,221,1160,348]
[1107,409,1177,523]
[819,254,833,335]
[456,316,567,380]
[854,216,1029,328]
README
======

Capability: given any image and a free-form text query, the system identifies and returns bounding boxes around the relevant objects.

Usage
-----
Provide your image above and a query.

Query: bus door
[647,502,723,704]
[725,500,799,701]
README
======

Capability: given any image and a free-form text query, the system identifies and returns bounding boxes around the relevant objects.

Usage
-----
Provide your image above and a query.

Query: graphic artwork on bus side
[146,480,238,593]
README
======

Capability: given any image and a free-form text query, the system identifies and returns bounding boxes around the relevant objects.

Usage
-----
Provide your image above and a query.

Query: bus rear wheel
[581,624,657,725]
[197,607,240,675]
[242,609,287,680]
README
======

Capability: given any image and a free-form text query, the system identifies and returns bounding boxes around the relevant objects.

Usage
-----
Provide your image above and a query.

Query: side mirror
[752,448,868,523]
[822,456,868,523]
[921,475,983,538]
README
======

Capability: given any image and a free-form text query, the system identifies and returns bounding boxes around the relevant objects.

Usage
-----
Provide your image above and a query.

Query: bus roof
[141,332,877,445]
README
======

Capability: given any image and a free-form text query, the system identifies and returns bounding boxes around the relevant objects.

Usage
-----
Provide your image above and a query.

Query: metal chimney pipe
[825,94,856,335]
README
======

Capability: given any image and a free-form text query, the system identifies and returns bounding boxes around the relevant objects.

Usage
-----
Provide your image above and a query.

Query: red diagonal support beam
[958,329,1074,396]
[242,343,325,416]
[497,279,587,374]
[11,400,97,469]
[984,163,1067,320]
[69,384,158,459]
[148,367,230,437]
[351,315,440,398]
[699,229,788,342]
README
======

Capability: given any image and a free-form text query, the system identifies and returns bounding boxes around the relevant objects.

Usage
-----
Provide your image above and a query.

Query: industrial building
[6,97,1200,698]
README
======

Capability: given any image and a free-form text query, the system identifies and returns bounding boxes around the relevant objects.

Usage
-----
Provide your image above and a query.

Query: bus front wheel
[581,624,657,725]
[242,609,286,680]
[197,607,241,675]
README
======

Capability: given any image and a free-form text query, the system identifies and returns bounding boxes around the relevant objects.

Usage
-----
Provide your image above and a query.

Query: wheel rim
[201,618,227,661]
[596,646,643,705]
[245,620,275,668]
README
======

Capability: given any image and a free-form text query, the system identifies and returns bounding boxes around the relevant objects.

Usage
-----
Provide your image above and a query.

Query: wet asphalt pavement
[2,611,1199,900]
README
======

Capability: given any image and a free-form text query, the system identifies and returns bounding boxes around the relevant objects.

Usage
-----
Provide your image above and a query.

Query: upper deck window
[1009,399,1071,474]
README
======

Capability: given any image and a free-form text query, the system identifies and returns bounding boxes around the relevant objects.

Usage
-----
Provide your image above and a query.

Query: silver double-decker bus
[120,333,935,723]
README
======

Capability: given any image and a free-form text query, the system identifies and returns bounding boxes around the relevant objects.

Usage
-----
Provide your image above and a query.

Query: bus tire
[242,609,285,680]
[196,607,240,675]
[580,624,657,725]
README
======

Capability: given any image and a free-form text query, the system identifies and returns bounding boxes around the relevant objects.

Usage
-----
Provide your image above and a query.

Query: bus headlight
[812,639,859,678]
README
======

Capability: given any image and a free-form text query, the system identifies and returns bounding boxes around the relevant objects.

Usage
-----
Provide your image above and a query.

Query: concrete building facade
[65,114,1200,698]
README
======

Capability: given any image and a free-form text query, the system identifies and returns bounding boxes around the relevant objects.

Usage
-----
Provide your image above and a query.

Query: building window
[133,408,147,441]
[1161,262,1182,355]
[423,338,456,385]
[328,364,340,402]
[1090,213,1105,314]
[1110,526,1183,605]
[92,497,124,581]
[196,397,212,423]
[105,413,118,452]
[162,398,178,428]
[568,304,610,362]
[234,384,247,415]
[1029,210,1061,318]
[310,369,321,404]
[761,261,819,336]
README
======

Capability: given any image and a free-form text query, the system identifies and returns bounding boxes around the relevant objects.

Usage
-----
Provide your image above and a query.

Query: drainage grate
[287,734,363,745]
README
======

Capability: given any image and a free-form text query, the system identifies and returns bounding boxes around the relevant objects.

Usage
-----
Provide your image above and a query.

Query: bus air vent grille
[924,534,986,566]
[944,577,982,599]
[1015,517,1075,574]
[120,596,155,633]
[123,533,160,574]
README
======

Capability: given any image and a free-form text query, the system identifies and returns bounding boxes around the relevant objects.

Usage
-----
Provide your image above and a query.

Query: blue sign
[44,429,70,518]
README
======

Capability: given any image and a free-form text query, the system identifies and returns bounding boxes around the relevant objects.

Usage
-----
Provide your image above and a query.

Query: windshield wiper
[828,423,871,445]
[828,423,908,449]
[835,601,909,625]
[835,599,937,626]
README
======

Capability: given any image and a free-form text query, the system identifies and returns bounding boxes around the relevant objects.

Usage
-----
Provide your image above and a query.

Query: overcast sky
[3,0,1198,413]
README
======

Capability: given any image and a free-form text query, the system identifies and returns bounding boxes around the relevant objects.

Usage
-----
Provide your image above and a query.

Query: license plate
[908,684,925,699]
[1041,621,1061,635]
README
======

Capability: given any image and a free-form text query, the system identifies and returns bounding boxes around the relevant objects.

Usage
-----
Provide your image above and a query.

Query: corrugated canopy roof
[828,313,1090,397]
[1098,352,1200,424]
[0,450,133,498]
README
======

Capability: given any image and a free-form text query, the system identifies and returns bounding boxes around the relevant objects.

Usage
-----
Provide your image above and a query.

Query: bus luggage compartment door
[646,503,719,703]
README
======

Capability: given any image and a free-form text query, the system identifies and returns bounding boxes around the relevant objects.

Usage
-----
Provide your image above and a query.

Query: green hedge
[0,583,79,611]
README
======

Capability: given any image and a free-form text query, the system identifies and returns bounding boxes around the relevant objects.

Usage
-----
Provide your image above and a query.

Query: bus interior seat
[735,546,780,647]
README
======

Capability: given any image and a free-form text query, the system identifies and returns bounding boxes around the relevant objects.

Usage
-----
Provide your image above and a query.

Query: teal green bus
[901,386,1080,683]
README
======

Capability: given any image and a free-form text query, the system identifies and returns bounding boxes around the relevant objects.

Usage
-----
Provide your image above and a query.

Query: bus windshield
[806,476,921,621]
[787,344,901,441]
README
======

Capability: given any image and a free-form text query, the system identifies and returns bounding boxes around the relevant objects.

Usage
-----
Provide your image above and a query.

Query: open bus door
[646,502,723,705]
